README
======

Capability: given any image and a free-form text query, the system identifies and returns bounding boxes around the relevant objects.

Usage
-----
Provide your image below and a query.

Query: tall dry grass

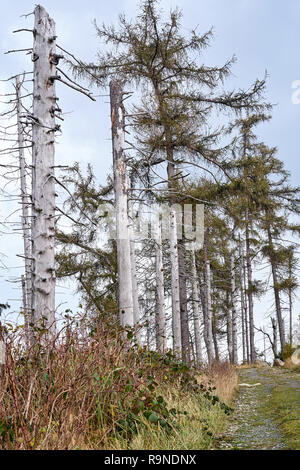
[0,317,235,449]
[197,361,238,403]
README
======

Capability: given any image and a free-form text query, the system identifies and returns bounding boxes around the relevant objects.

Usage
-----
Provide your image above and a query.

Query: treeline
[0,0,299,365]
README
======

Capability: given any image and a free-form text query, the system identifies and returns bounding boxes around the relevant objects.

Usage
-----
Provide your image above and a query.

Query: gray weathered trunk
[239,243,246,363]
[178,240,190,363]
[230,254,238,364]
[245,209,255,362]
[154,214,166,353]
[169,205,181,354]
[205,259,214,364]
[266,226,285,351]
[31,5,56,332]
[191,245,203,364]
[271,317,278,358]
[110,79,133,327]
[16,77,33,340]
[128,179,140,337]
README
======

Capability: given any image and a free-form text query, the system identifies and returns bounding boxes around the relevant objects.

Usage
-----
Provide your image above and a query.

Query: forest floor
[214,365,300,450]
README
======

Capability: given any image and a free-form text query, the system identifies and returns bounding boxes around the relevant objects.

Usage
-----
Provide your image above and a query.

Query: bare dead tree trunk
[271,317,278,358]
[169,205,181,355]
[266,226,285,351]
[16,77,33,340]
[289,287,293,347]
[226,289,233,363]
[205,259,214,364]
[191,244,203,364]
[212,309,219,362]
[154,214,166,353]
[178,240,190,363]
[31,5,56,333]
[203,233,213,364]
[245,209,255,362]
[239,243,246,363]
[110,79,133,327]
[230,254,238,364]
[21,275,30,346]
[128,178,140,339]
[242,248,250,363]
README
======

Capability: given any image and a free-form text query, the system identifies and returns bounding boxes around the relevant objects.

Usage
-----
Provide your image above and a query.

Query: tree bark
[16,77,33,341]
[203,233,213,363]
[266,226,285,351]
[230,254,238,364]
[191,245,203,364]
[245,208,255,362]
[239,243,246,363]
[154,213,166,353]
[31,5,56,332]
[271,317,278,358]
[110,79,133,327]
[178,240,190,363]
[169,205,181,354]
[128,178,140,339]
[204,259,213,363]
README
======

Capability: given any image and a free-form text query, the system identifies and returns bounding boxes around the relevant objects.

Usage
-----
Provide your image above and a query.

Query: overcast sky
[0,0,299,356]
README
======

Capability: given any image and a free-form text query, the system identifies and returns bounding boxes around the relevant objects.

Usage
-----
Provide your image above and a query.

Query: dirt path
[216,366,300,450]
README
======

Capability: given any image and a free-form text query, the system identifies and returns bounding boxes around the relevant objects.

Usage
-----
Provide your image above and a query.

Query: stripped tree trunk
[154,214,166,353]
[178,240,190,363]
[266,226,285,351]
[230,254,238,364]
[169,205,181,354]
[110,79,133,327]
[191,245,203,364]
[203,233,213,363]
[289,286,293,347]
[239,243,246,363]
[16,77,33,340]
[31,5,56,332]
[226,289,233,363]
[242,249,250,362]
[200,277,209,359]
[245,208,255,362]
[205,259,214,364]
[128,178,140,338]
[271,317,278,358]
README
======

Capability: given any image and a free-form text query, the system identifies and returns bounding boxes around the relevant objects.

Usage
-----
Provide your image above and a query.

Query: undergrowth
[0,316,235,450]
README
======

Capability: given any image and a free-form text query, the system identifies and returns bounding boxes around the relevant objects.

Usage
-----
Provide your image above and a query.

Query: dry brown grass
[196,361,238,403]
[0,318,235,450]
[282,357,300,372]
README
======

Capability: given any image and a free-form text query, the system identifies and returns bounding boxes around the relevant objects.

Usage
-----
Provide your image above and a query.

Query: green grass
[105,386,230,450]
[268,385,300,450]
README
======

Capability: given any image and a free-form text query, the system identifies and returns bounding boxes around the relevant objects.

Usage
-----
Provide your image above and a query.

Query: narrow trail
[216,366,300,450]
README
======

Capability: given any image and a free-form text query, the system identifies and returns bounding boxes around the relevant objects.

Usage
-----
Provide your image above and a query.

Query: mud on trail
[215,366,300,450]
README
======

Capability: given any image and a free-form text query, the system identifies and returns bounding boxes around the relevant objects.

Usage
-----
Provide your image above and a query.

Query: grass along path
[215,366,300,450]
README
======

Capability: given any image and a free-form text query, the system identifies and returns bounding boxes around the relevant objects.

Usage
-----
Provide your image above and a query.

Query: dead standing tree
[16,76,33,342]
[110,79,134,328]
[31,5,57,333]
